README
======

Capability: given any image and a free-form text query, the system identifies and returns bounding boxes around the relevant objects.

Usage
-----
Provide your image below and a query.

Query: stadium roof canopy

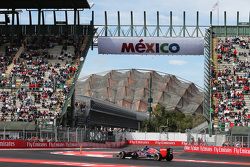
[77,69,204,115]
[0,0,90,9]
[75,95,148,129]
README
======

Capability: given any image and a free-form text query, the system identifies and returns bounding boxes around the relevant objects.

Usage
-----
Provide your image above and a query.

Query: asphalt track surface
[0,146,249,167]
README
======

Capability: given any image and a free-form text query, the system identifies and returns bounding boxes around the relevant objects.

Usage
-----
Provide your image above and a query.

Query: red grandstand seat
[230,122,235,128]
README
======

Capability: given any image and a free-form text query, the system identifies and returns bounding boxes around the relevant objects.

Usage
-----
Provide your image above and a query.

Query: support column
[117,11,120,36]
[249,12,250,25]
[224,11,227,36]
[29,11,32,25]
[5,14,9,25]
[42,11,45,25]
[183,11,186,37]
[196,11,199,37]
[11,9,15,25]
[77,10,80,25]
[148,74,153,122]
[144,11,147,37]
[236,11,239,36]
[38,9,41,25]
[65,11,68,25]
[53,10,56,25]
[104,11,108,36]
[11,9,15,44]
[92,11,94,26]
[91,11,94,50]
[16,12,19,25]
[130,11,134,37]
[170,11,173,37]
[210,11,213,26]
[74,9,77,36]
[156,11,159,37]
[70,90,76,127]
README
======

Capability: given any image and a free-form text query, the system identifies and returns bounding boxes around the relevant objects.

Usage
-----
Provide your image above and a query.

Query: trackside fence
[115,132,250,148]
[0,127,115,143]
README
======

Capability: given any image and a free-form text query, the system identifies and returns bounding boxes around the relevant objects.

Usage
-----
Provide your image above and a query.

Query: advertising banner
[0,140,126,149]
[0,140,26,148]
[184,145,250,157]
[127,140,187,146]
[98,37,204,55]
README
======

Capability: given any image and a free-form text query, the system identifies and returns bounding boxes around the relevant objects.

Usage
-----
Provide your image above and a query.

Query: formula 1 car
[118,146,173,161]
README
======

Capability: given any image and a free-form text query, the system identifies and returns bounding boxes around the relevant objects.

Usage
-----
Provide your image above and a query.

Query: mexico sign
[98,37,204,55]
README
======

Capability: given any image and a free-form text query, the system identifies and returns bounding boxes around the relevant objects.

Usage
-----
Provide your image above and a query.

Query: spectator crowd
[211,36,250,131]
[0,35,84,126]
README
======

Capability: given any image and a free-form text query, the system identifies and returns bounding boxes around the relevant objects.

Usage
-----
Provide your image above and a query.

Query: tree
[142,104,195,132]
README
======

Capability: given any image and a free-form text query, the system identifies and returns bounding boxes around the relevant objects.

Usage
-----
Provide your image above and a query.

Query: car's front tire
[131,152,138,159]
[119,151,126,159]
[154,153,162,161]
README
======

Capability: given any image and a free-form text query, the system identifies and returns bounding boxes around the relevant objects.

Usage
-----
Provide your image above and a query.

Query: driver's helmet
[143,146,149,151]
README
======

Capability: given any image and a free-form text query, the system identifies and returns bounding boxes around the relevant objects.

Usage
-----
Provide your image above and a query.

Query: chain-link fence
[225,135,250,148]
[0,127,116,142]
[186,130,250,148]
[186,129,211,146]
[2,127,249,148]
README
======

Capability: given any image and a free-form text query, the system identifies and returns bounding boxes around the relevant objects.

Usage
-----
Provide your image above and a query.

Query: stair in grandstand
[59,34,93,122]
[212,38,219,71]
[5,46,24,76]
[191,121,209,133]
[209,39,219,131]
[213,117,219,129]
[244,96,250,110]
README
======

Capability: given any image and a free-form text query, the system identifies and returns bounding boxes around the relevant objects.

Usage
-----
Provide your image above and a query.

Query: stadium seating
[212,36,250,131]
[0,35,85,127]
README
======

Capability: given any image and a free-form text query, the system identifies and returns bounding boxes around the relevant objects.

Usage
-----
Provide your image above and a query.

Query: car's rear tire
[131,152,138,159]
[166,154,173,161]
[119,151,126,159]
[154,153,162,161]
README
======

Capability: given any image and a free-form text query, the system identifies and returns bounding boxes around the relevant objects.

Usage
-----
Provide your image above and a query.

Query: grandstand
[0,0,95,130]
[0,33,94,129]
[211,35,250,132]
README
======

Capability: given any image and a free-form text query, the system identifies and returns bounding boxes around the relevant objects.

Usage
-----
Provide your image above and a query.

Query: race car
[118,146,173,161]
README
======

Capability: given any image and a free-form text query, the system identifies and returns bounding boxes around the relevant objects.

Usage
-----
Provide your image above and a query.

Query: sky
[78,0,250,88]
[2,0,249,87]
